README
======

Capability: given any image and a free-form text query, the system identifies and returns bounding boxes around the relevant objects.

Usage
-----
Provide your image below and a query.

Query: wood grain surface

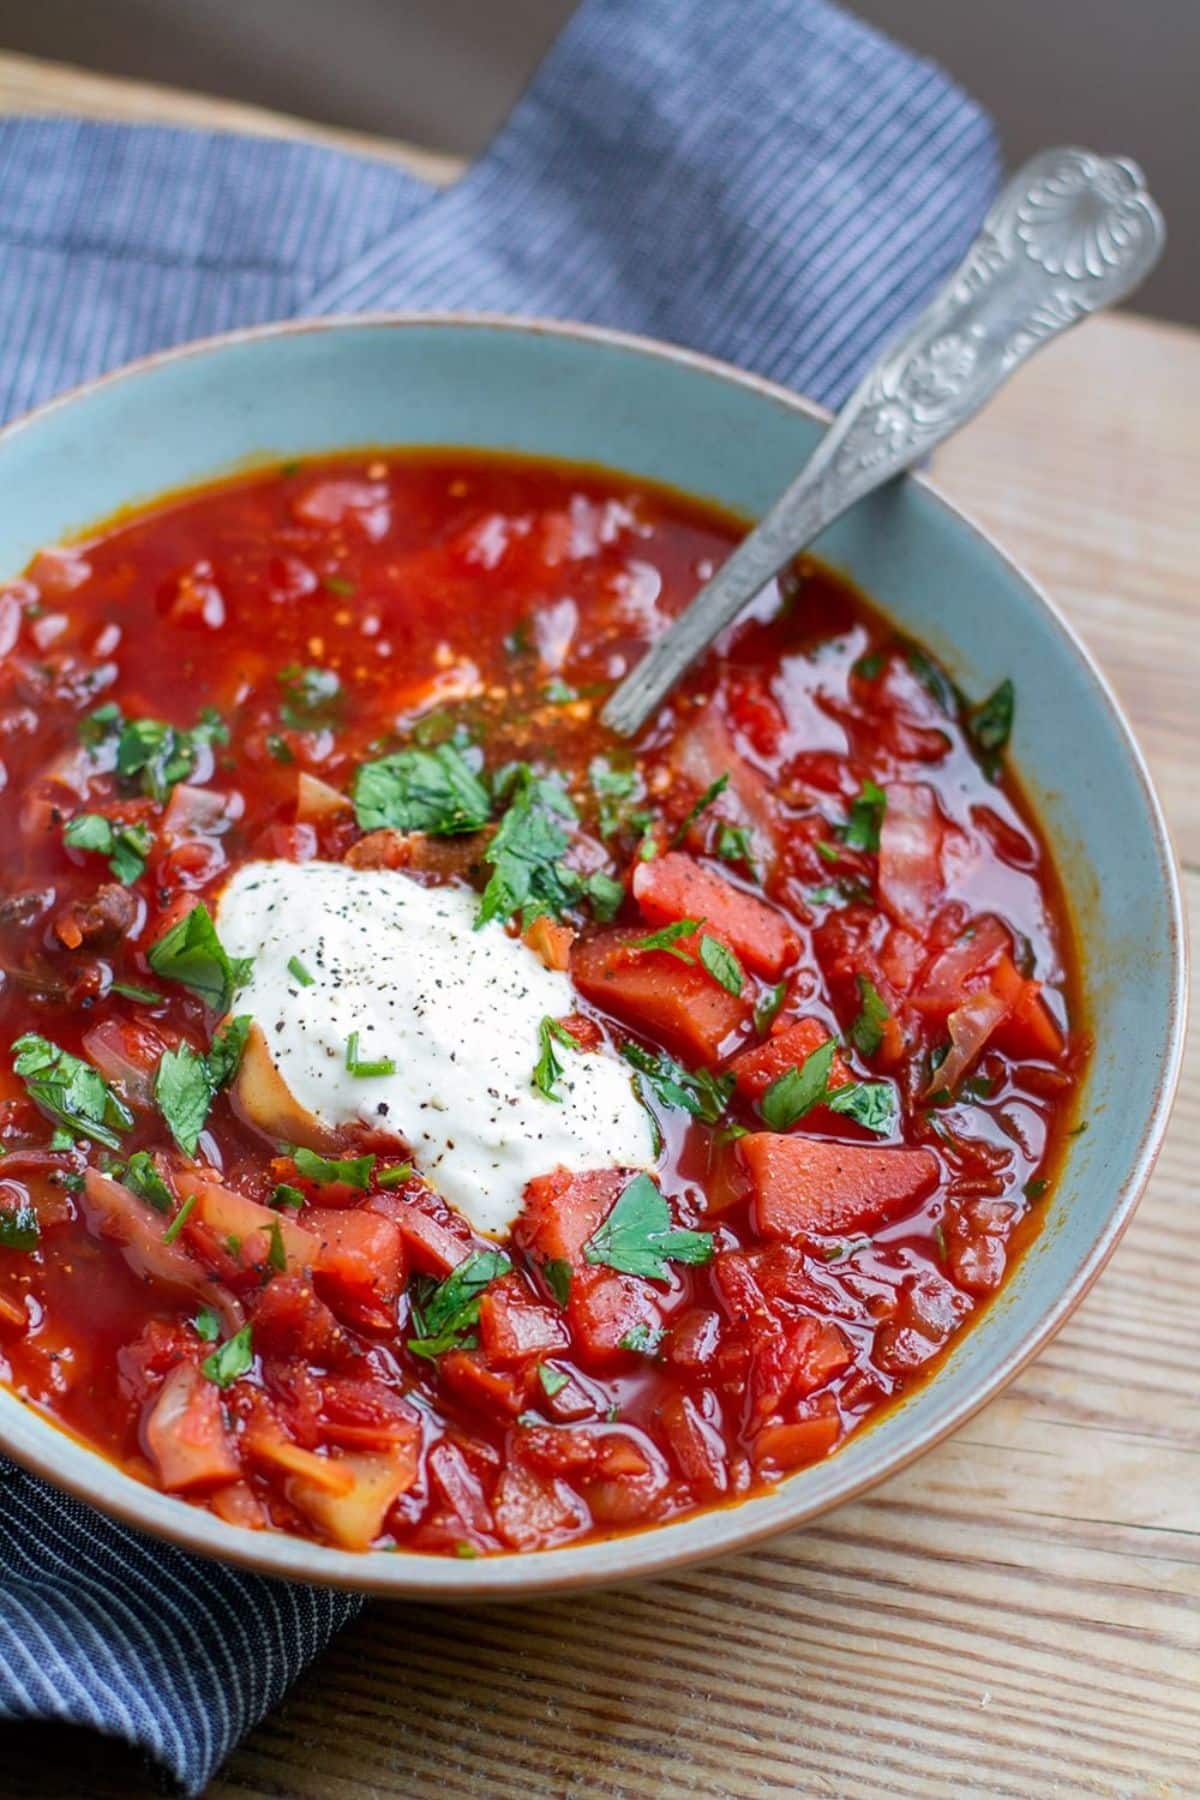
[0,53,1195,1800]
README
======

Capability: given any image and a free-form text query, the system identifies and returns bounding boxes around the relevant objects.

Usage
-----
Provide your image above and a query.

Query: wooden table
[1,51,1196,1800]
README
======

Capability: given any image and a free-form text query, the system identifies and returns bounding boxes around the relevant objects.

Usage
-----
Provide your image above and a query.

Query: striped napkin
[0,0,998,1789]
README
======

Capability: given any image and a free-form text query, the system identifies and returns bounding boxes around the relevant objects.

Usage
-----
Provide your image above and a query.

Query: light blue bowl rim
[0,313,1186,1598]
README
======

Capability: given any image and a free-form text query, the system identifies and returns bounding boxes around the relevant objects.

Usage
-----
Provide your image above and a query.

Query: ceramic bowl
[0,316,1185,1596]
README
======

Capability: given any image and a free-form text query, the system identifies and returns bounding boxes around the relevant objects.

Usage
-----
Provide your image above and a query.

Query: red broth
[0,452,1085,1554]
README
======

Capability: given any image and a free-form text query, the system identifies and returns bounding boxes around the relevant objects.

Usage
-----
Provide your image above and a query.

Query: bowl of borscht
[0,317,1183,1596]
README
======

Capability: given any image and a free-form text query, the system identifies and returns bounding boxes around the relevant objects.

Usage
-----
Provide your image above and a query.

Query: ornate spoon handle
[602,147,1165,738]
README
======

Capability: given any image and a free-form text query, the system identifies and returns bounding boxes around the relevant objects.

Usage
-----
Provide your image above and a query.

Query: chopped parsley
[63,812,153,884]
[477,765,581,929]
[840,778,887,853]
[532,1016,581,1103]
[628,918,702,962]
[147,903,252,1014]
[588,757,643,839]
[753,980,787,1035]
[618,1322,665,1356]
[323,574,356,598]
[154,1044,215,1158]
[376,1162,414,1189]
[290,1146,376,1190]
[698,934,744,996]
[1024,1176,1048,1200]
[201,1323,254,1389]
[161,1193,197,1244]
[277,664,340,729]
[12,1033,133,1150]
[542,1259,572,1306]
[761,1040,837,1130]
[271,1183,306,1210]
[671,774,729,847]
[715,823,756,872]
[154,1016,250,1157]
[407,1249,511,1360]
[584,870,625,922]
[109,979,165,1005]
[0,1203,39,1252]
[192,1306,221,1342]
[583,1173,712,1281]
[543,677,577,704]
[537,1363,570,1397]
[121,1150,173,1213]
[351,742,490,836]
[760,1037,896,1135]
[103,709,226,803]
[265,1218,287,1273]
[287,954,314,987]
[967,677,1015,773]
[849,975,891,1058]
[853,650,884,681]
[906,644,960,715]
[621,1042,733,1125]
[344,1031,396,1079]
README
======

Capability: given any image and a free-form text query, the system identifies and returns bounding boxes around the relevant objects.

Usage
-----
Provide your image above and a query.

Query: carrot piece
[752,1412,841,1474]
[741,1134,940,1238]
[989,955,1066,1060]
[729,1018,853,1103]
[631,852,799,978]
[570,928,751,1064]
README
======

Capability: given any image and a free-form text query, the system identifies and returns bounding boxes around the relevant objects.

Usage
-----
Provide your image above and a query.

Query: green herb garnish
[583,1173,712,1281]
[627,918,701,962]
[278,664,340,729]
[63,812,153,884]
[532,1016,581,1102]
[840,778,887,854]
[376,1162,414,1189]
[110,979,164,1005]
[754,980,788,1035]
[344,1031,396,1079]
[0,1204,39,1252]
[147,904,252,1014]
[698,934,744,996]
[849,975,891,1058]
[671,774,729,847]
[537,1363,570,1397]
[407,1249,511,1360]
[271,1183,306,1210]
[967,677,1014,772]
[621,1042,733,1125]
[201,1323,254,1389]
[154,1044,215,1158]
[351,742,490,836]
[760,1040,837,1130]
[287,954,315,987]
[542,1259,572,1306]
[122,1150,173,1213]
[618,1322,665,1355]
[161,1193,197,1244]
[12,1033,133,1150]
[477,765,581,929]
[291,1146,375,1190]
[192,1306,221,1342]
[715,823,756,872]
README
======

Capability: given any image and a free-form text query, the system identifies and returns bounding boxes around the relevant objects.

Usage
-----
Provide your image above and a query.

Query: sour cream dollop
[216,860,655,1236]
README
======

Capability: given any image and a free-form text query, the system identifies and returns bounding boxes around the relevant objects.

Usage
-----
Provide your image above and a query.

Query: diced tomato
[571,927,751,1064]
[288,1444,420,1551]
[492,1462,589,1551]
[663,1307,723,1376]
[632,852,799,978]
[307,1207,404,1331]
[989,955,1066,1060]
[377,1187,474,1276]
[143,1362,241,1492]
[252,1274,345,1363]
[513,1166,628,1267]
[877,782,944,927]
[427,1439,495,1538]
[752,1407,841,1474]
[659,1391,728,1496]
[478,1275,570,1366]
[914,915,1011,1017]
[439,1349,530,1419]
[729,1017,852,1104]
[742,1135,940,1238]
[178,1171,319,1275]
[568,1266,662,1366]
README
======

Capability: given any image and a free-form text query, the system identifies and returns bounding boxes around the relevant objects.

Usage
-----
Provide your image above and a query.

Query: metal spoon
[602,147,1164,738]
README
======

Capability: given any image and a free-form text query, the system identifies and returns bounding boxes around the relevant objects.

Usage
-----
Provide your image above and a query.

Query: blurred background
[0,0,1192,323]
